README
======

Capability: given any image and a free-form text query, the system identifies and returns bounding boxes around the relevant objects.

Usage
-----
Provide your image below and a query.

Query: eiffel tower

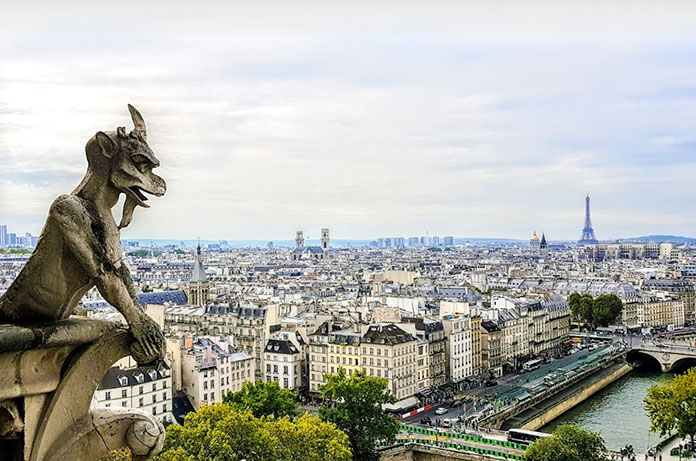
[578,194,598,245]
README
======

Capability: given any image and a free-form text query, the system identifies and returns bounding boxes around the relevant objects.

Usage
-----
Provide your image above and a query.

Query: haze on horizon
[1,1,696,242]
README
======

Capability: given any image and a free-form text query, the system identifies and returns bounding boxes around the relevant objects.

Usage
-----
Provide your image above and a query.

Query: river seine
[540,368,674,451]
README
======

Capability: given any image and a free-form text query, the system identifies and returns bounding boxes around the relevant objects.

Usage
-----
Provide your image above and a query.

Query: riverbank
[541,368,675,451]
[501,362,632,430]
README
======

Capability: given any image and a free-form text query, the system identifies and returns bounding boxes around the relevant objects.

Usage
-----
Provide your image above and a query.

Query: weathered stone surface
[0,105,166,366]
[0,106,168,460]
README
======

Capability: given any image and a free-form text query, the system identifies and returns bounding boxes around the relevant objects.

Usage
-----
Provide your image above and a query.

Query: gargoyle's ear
[95,131,116,159]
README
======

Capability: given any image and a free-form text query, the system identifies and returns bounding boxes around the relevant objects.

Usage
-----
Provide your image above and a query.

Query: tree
[645,367,696,445]
[568,293,582,321]
[156,403,351,461]
[99,448,132,461]
[579,294,595,327]
[592,294,623,327]
[222,380,298,418]
[525,436,580,461]
[525,424,606,461]
[319,368,400,461]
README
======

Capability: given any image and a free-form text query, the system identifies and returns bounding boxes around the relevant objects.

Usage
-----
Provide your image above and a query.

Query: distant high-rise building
[408,237,419,247]
[267,241,273,249]
[8,233,16,246]
[444,236,454,246]
[578,194,598,245]
[394,237,405,248]
[0,225,6,247]
[420,236,427,245]
[431,236,440,246]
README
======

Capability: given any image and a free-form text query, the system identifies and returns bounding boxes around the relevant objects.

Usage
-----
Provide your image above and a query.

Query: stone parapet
[0,318,165,460]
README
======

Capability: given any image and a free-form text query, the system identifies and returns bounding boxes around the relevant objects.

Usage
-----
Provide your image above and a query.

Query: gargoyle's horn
[127,104,147,140]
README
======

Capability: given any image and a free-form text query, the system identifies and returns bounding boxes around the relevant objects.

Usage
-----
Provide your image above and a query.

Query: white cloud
[1,3,696,240]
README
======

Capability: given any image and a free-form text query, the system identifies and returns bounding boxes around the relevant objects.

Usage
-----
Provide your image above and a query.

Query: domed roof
[530,230,539,242]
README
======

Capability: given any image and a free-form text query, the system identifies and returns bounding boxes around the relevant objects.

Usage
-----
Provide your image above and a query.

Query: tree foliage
[525,424,606,461]
[645,368,696,444]
[156,403,351,461]
[319,368,400,461]
[567,293,622,328]
[99,448,132,461]
[222,380,298,418]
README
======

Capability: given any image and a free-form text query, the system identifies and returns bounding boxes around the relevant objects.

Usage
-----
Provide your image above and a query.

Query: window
[122,401,127,407]
[211,380,215,388]
[138,398,144,407]
[105,392,111,400]
[121,389,127,398]
[203,382,208,390]
[152,383,157,392]
[203,393,208,401]
[139,386,144,395]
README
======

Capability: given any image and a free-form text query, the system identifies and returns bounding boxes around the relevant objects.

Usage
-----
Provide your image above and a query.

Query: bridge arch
[670,357,696,374]
[626,350,663,371]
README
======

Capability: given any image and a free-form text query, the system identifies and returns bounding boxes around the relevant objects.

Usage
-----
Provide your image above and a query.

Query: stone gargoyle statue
[0,105,166,365]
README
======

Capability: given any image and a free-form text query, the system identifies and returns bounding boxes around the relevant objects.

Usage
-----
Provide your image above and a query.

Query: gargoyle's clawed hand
[129,315,166,366]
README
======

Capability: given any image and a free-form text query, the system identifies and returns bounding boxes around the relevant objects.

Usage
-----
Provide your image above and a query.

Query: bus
[507,428,551,445]
[522,359,543,372]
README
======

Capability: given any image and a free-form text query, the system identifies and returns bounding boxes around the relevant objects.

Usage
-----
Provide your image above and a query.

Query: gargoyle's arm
[50,196,161,359]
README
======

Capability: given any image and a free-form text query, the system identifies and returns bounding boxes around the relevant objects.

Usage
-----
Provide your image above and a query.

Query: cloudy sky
[2,1,696,241]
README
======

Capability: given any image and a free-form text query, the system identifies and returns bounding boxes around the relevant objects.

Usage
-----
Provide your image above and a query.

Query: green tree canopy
[645,367,696,444]
[592,294,623,327]
[156,403,351,461]
[525,424,606,461]
[222,380,298,418]
[319,368,400,461]
[567,293,622,329]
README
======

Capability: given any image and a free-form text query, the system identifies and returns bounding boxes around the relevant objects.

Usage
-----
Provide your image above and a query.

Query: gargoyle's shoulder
[49,195,90,221]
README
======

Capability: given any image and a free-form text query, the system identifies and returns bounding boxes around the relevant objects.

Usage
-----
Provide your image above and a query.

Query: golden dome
[530,231,539,242]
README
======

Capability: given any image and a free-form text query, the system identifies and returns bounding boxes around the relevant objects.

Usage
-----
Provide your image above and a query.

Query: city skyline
[2,2,696,240]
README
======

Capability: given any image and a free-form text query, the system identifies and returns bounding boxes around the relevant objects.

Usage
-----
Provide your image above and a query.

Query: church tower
[321,228,330,250]
[539,233,549,257]
[188,244,209,307]
[295,231,304,248]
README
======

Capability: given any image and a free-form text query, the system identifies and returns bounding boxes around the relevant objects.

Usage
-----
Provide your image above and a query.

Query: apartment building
[264,339,303,389]
[179,337,254,410]
[94,364,173,424]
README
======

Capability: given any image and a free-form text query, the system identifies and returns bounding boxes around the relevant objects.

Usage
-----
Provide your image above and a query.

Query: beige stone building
[624,296,686,328]
[165,302,281,379]
[471,313,483,376]
[481,321,503,377]
[179,337,254,410]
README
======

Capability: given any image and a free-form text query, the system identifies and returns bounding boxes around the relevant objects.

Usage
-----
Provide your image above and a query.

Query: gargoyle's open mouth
[127,186,152,208]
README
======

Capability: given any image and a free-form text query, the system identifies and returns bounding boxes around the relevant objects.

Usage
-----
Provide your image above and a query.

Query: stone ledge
[0,318,164,460]
[0,317,126,353]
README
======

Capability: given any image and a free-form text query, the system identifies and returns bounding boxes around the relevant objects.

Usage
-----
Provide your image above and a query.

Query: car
[440,419,452,428]
[435,407,448,415]
[420,416,431,425]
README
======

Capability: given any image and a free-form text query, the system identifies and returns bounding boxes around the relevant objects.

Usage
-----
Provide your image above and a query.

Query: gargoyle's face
[110,128,166,209]
[86,105,167,228]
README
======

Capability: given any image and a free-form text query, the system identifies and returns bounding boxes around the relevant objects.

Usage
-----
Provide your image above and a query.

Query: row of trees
[101,369,399,461]
[568,293,623,328]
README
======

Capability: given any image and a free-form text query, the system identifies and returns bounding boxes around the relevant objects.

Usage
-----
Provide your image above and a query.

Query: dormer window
[148,370,158,381]
[135,373,144,384]
[118,376,128,387]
